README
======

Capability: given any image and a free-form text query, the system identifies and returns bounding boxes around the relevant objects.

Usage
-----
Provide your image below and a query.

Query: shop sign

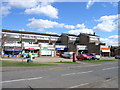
[4,49,22,51]
[41,45,54,49]
[56,48,64,50]
[24,47,40,49]
[77,45,87,50]
[78,48,87,50]
[56,48,68,50]
[101,48,110,52]
[55,45,67,48]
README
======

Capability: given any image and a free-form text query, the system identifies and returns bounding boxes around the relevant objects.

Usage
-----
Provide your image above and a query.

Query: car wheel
[77,58,80,60]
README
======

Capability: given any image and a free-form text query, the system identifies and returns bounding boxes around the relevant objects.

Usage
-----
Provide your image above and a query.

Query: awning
[101,48,110,52]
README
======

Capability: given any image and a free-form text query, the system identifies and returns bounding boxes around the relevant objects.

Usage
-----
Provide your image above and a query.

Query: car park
[76,54,92,60]
[115,55,120,59]
[61,52,74,59]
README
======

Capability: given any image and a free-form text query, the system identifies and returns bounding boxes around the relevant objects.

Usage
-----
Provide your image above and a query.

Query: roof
[79,33,99,37]
[2,29,60,37]
[61,33,78,37]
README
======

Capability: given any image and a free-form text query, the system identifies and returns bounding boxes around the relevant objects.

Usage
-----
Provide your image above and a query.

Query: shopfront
[41,45,54,56]
[4,48,22,58]
[101,48,110,56]
[23,46,40,57]
[77,45,88,55]
[100,46,110,57]
[55,45,68,56]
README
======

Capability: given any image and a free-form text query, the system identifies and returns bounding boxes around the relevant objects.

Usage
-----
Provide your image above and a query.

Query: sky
[1,0,119,46]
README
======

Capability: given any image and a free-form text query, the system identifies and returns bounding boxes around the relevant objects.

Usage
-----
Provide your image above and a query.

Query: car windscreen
[82,54,87,56]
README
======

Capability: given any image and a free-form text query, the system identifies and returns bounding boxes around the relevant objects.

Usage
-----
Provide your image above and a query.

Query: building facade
[1,29,108,58]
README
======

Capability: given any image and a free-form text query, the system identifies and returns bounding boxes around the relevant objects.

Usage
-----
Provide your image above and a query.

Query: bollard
[73,52,76,62]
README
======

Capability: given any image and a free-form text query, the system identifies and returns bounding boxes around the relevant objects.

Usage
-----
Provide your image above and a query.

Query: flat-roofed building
[1,29,107,58]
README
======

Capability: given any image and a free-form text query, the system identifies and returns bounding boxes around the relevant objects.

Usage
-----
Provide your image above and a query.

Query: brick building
[1,29,108,58]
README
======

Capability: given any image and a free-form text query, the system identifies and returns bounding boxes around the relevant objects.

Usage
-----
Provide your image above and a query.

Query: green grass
[55,61,81,64]
[0,60,58,67]
[80,60,117,63]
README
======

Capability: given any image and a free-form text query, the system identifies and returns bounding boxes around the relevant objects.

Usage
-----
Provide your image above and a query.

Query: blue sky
[1,1,119,46]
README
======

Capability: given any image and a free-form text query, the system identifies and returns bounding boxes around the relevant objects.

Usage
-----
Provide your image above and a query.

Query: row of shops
[1,29,111,58]
[2,44,111,58]
[2,44,68,58]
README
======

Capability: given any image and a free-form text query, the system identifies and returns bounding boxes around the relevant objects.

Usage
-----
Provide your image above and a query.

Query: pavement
[0,56,116,63]
[1,56,73,63]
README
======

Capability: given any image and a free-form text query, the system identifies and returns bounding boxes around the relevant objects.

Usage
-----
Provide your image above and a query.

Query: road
[2,61,118,89]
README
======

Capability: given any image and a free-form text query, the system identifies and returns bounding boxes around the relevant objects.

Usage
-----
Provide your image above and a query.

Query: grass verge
[55,61,81,64]
[0,60,58,67]
[80,60,117,63]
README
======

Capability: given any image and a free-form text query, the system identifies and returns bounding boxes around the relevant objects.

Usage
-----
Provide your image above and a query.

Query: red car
[76,54,92,60]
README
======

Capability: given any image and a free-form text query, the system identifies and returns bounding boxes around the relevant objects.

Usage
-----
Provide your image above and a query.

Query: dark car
[115,55,120,59]
[76,54,92,60]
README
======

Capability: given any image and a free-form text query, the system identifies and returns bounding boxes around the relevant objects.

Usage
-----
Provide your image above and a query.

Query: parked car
[61,52,74,59]
[115,55,120,59]
[87,54,100,60]
[76,54,92,60]
[56,53,62,57]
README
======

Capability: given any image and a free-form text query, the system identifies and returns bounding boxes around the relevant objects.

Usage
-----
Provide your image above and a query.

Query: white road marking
[76,71,93,74]
[69,83,89,88]
[61,71,93,76]
[1,77,43,83]
[61,73,76,76]
[102,67,118,71]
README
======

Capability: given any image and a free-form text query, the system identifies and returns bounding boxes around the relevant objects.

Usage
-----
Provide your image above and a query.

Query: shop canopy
[101,48,110,52]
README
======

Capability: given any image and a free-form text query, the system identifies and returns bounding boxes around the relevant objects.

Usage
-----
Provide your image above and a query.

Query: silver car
[61,52,73,59]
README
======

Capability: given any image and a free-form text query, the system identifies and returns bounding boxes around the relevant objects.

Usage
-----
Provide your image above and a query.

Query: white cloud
[27,18,85,29]
[108,35,120,39]
[100,34,119,46]
[100,37,118,46]
[75,24,86,28]
[86,0,95,9]
[93,15,118,32]
[1,4,11,16]
[19,29,25,31]
[45,32,57,35]
[68,28,94,35]
[64,25,75,29]
[2,0,58,18]
[8,0,38,8]
[38,29,45,31]
[25,4,58,18]
[27,18,59,28]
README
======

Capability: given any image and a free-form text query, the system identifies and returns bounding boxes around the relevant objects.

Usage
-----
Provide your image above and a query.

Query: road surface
[2,61,118,89]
